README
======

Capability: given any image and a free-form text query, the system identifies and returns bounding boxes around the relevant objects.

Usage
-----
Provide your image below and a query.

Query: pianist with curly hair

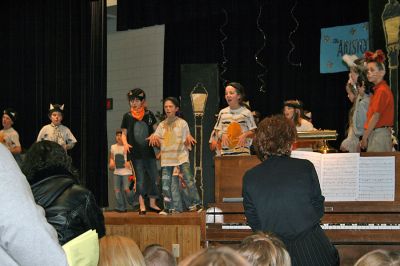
[242,114,339,266]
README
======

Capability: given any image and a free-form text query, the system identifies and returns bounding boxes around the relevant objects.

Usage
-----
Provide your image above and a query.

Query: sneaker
[159,209,169,215]
[159,209,180,215]
[189,204,203,212]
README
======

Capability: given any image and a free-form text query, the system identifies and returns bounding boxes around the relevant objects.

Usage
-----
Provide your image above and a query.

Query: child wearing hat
[37,104,77,150]
[340,54,370,152]
[361,50,394,152]
[1,108,22,165]
[120,88,161,215]
[283,99,315,131]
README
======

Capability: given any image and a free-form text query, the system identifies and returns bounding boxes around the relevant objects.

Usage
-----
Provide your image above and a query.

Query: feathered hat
[342,54,366,75]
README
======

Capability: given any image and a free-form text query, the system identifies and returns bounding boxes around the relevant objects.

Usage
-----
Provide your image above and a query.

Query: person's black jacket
[30,172,106,245]
[242,155,324,241]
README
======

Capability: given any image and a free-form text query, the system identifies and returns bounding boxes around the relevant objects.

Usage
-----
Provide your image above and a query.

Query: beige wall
[106,22,164,209]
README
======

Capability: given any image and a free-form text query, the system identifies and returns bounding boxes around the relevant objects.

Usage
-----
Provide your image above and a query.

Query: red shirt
[365,80,394,129]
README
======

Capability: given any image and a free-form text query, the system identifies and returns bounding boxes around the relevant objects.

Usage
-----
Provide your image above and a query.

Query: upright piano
[206,152,400,266]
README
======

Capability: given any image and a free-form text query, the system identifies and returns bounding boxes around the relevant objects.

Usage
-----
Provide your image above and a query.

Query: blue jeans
[113,174,134,211]
[132,158,160,199]
[161,162,201,212]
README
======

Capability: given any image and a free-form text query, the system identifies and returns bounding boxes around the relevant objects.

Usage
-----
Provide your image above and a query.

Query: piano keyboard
[220,223,400,230]
[221,224,251,230]
[321,223,400,230]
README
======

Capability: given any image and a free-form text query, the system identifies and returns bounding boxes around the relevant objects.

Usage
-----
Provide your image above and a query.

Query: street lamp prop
[190,83,208,204]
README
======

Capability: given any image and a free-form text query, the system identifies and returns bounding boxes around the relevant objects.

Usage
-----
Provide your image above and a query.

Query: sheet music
[358,156,395,201]
[290,152,396,202]
[291,151,323,182]
[321,153,359,201]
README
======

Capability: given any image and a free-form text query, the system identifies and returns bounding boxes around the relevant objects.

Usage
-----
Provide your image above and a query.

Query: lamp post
[190,83,208,204]
[382,0,400,138]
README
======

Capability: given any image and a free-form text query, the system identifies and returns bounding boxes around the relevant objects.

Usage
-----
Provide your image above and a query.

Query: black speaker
[180,64,219,206]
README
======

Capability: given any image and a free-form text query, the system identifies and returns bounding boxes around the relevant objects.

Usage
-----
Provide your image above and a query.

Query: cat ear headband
[49,104,64,115]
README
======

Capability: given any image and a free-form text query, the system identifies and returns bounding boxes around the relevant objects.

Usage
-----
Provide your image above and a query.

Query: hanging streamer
[287,0,302,67]
[255,0,267,93]
[219,9,229,87]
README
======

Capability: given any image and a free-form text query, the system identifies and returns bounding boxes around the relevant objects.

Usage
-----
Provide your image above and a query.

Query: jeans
[161,162,201,212]
[179,162,201,207]
[113,174,134,211]
[132,158,160,199]
[161,167,181,211]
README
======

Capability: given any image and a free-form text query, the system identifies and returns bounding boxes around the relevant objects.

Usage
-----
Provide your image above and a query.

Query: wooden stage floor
[104,210,205,262]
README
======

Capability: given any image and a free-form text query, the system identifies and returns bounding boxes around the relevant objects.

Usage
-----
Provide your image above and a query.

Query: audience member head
[354,249,400,266]
[21,140,77,184]
[143,244,177,266]
[254,115,297,160]
[48,104,64,126]
[364,49,386,85]
[99,235,146,266]
[225,82,246,108]
[238,232,291,266]
[0,135,69,266]
[179,246,250,266]
[2,108,17,129]
[283,99,305,126]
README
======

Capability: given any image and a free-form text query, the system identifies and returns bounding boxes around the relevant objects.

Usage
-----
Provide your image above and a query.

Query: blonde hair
[238,232,291,266]
[99,235,146,266]
[354,249,400,266]
[143,244,176,266]
[179,246,250,266]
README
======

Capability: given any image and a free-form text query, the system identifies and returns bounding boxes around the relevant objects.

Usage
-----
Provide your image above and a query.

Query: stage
[104,210,205,262]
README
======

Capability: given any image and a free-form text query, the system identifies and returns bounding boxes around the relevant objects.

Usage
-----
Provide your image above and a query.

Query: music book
[291,151,395,202]
[62,229,99,266]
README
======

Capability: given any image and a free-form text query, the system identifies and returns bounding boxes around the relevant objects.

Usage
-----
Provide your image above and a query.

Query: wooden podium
[214,155,260,203]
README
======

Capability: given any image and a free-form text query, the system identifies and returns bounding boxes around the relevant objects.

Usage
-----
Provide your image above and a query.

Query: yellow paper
[62,229,99,266]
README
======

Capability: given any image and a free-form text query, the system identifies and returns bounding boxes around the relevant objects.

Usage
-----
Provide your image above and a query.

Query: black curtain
[1,0,108,207]
[118,0,370,149]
